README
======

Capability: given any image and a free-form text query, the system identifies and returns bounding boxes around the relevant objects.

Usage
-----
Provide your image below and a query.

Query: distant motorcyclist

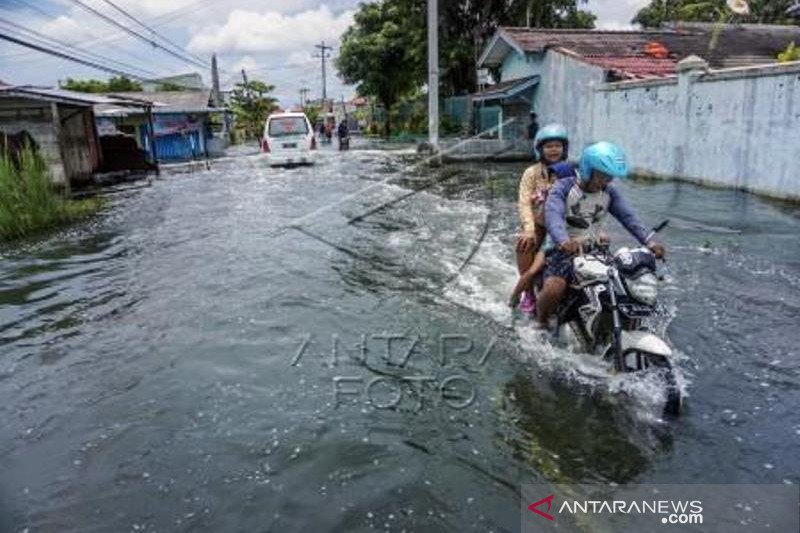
[337,120,350,150]
[537,142,666,325]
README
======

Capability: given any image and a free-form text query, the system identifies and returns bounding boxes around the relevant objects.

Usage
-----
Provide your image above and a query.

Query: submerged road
[1,141,798,531]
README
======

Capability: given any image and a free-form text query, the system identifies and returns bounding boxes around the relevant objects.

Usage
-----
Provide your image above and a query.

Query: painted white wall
[537,50,800,200]
[534,51,605,157]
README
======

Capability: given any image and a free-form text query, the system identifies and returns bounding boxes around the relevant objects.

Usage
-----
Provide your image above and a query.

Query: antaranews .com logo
[520,484,799,533]
[528,493,703,525]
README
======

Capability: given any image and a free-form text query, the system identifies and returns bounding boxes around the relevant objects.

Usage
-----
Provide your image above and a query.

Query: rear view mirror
[653,219,670,234]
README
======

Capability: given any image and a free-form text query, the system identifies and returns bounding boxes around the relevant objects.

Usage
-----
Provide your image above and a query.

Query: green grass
[0,147,103,241]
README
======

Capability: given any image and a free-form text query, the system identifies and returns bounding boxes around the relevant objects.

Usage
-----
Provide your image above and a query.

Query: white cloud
[228,55,259,74]
[39,14,105,42]
[186,5,355,54]
[285,51,315,66]
[586,0,651,29]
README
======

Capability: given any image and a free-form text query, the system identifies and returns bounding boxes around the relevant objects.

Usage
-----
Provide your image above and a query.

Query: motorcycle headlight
[626,273,658,305]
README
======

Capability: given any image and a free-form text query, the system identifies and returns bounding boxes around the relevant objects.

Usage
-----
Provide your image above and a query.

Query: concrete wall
[0,99,67,185]
[591,79,679,180]
[538,50,800,200]
[591,61,800,199]
[534,51,605,158]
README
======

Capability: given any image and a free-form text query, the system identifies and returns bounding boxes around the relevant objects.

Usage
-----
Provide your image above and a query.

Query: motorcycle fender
[620,331,672,357]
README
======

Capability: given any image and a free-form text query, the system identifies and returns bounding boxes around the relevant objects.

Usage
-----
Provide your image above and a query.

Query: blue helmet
[578,141,628,181]
[533,123,569,161]
[547,161,577,180]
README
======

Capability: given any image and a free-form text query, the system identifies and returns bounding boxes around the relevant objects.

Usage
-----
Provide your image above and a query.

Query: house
[95,90,229,161]
[476,23,800,141]
[0,83,144,187]
[470,23,800,199]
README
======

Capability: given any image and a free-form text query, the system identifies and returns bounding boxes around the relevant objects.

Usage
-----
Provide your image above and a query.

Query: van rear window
[268,117,308,137]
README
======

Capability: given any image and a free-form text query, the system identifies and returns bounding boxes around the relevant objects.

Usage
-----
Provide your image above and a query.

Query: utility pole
[314,41,332,108]
[299,87,310,108]
[241,68,249,99]
[211,53,221,107]
[427,0,439,151]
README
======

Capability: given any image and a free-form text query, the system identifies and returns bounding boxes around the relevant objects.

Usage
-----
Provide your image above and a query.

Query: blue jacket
[544,177,650,246]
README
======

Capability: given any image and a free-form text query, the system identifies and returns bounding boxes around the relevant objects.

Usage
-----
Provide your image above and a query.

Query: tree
[303,105,322,128]
[157,82,185,92]
[62,76,142,93]
[230,79,278,140]
[337,0,594,136]
[336,1,424,137]
[385,0,594,98]
[633,0,798,27]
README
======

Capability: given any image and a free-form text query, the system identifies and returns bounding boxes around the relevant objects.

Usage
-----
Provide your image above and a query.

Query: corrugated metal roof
[106,90,217,113]
[0,85,143,107]
[473,76,539,101]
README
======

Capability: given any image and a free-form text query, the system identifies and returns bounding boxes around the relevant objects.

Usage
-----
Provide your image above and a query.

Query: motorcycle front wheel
[604,348,682,417]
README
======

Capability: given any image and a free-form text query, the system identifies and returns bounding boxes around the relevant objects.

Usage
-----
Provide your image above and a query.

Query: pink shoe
[519,290,536,315]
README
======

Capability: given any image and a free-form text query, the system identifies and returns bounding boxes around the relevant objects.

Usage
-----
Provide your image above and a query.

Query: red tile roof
[496,23,800,77]
[582,55,677,79]
[501,27,672,56]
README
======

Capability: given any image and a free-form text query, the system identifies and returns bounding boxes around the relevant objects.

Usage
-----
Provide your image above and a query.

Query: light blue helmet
[578,141,628,181]
[533,123,569,161]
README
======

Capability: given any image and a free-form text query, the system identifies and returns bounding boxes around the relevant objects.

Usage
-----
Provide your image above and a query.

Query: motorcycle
[552,217,681,416]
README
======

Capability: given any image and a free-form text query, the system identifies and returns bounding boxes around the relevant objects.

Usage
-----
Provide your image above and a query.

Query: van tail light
[261,139,270,153]
[310,136,317,150]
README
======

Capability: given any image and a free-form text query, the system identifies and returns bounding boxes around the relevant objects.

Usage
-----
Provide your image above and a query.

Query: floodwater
[1,141,798,532]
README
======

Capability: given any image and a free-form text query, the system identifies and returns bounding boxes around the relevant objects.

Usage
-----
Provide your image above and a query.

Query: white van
[262,112,316,166]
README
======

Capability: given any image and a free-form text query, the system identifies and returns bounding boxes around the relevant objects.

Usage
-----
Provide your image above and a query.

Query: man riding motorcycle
[537,142,666,326]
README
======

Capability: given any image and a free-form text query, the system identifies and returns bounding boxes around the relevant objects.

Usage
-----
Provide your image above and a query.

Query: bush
[778,42,800,63]
[0,147,102,241]
[440,114,463,135]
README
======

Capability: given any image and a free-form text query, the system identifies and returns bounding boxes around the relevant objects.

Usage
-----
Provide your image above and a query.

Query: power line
[8,0,52,19]
[0,30,148,80]
[9,0,216,57]
[4,0,199,72]
[66,0,211,70]
[96,0,210,68]
[0,17,158,78]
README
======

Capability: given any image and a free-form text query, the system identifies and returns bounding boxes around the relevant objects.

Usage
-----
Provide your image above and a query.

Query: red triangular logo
[528,494,555,521]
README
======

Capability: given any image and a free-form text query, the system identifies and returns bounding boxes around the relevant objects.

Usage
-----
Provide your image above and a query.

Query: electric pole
[211,53,221,107]
[314,41,332,108]
[428,0,439,151]
[299,87,310,108]
[241,68,249,100]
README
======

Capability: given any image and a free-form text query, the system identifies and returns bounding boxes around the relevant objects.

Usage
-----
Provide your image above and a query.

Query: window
[268,117,308,137]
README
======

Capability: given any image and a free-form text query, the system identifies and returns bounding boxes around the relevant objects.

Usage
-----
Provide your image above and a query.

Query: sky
[0,0,650,107]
